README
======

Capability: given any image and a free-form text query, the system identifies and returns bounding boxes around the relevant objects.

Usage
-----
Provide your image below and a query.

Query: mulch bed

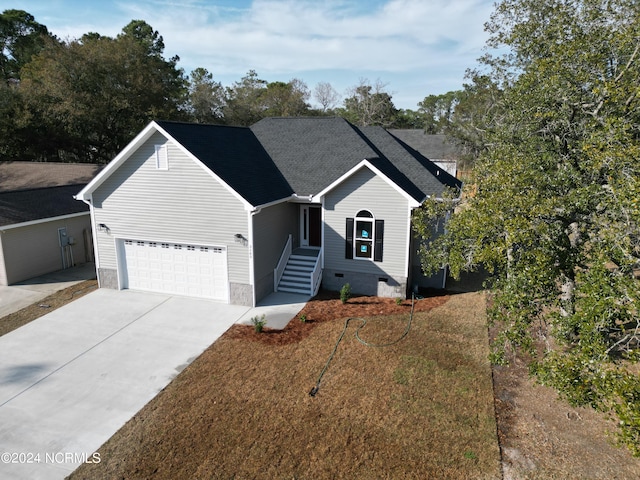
[225,290,450,346]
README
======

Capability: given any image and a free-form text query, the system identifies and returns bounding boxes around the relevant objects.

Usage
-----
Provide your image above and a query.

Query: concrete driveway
[0,263,96,318]
[0,288,253,480]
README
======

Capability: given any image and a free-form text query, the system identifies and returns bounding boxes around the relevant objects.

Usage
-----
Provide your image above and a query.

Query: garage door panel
[121,240,228,301]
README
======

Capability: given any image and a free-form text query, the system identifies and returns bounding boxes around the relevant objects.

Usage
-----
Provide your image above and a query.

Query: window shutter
[345,218,354,259]
[374,219,384,262]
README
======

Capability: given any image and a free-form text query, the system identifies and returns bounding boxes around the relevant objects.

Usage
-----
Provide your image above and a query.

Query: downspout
[320,196,325,270]
[248,207,262,307]
[405,204,414,290]
[74,193,101,287]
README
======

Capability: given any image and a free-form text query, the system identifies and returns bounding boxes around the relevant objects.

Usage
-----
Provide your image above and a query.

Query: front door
[300,206,322,247]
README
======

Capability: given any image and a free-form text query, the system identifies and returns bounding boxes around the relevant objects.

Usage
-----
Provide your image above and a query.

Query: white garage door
[121,240,228,301]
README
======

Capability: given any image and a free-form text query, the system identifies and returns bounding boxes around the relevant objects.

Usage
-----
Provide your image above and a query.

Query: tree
[187,67,225,124]
[223,70,267,126]
[393,108,427,129]
[313,81,340,113]
[0,9,51,82]
[340,78,398,127]
[417,91,459,134]
[442,74,502,168]
[118,19,165,58]
[19,21,187,162]
[262,78,310,117]
[0,80,28,159]
[415,0,640,455]
[416,78,502,169]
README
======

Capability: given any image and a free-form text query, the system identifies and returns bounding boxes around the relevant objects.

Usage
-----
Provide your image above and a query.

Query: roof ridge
[155,120,249,130]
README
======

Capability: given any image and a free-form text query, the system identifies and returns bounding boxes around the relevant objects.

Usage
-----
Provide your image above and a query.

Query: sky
[13,0,497,110]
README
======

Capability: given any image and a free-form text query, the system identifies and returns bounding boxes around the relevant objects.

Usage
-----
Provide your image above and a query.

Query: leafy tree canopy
[222,69,268,126]
[18,20,187,162]
[262,78,310,118]
[187,67,225,124]
[415,0,640,455]
[0,9,51,82]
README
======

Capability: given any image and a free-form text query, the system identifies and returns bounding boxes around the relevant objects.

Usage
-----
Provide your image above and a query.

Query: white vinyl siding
[252,201,298,279]
[324,167,409,277]
[155,144,168,170]
[92,132,250,285]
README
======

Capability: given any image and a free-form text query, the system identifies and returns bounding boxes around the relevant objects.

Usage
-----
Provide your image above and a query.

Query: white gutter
[292,193,315,203]
[248,192,318,212]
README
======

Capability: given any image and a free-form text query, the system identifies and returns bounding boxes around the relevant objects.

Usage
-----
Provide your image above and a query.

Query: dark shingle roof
[0,185,88,227]
[156,121,293,206]
[252,117,461,202]
[386,130,460,160]
[357,126,461,198]
[250,117,379,197]
[155,117,461,207]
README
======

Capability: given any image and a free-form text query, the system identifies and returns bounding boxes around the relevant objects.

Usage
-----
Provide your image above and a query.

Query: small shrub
[464,451,477,460]
[395,297,403,305]
[251,314,266,333]
[340,283,351,304]
[299,313,307,323]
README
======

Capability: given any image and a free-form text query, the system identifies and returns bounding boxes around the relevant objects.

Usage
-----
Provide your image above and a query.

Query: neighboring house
[76,117,461,306]
[0,162,102,285]
[387,130,460,178]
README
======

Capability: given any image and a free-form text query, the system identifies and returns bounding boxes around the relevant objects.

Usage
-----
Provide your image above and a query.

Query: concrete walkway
[0,286,309,479]
[237,291,310,329]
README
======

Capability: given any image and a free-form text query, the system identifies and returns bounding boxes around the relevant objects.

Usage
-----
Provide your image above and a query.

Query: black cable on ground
[309,293,415,397]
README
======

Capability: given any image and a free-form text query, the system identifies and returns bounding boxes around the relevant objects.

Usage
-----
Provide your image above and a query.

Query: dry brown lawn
[3,280,638,478]
[69,291,502,479]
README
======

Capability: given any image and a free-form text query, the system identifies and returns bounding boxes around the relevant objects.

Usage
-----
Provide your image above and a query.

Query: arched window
[345,210,384,262]
[354,210,374,259]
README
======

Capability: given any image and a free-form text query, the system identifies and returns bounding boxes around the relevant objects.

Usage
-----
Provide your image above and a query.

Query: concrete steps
[277,254,316,295]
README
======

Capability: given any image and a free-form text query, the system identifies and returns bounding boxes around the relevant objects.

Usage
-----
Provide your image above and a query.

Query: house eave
[75,121,256,212]
[249,192,322,212]
[75,122,161,201]
[249,194,295,212]
[315,159,422,208]
[0,211,90,232]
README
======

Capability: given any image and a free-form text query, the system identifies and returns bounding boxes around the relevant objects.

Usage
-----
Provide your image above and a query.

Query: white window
[155,145,168,170]
[354,210,374,259]
[346,211,384,262]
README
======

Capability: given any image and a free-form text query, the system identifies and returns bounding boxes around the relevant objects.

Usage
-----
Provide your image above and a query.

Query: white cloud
[24,0,495,108]
[121,0,492,74]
